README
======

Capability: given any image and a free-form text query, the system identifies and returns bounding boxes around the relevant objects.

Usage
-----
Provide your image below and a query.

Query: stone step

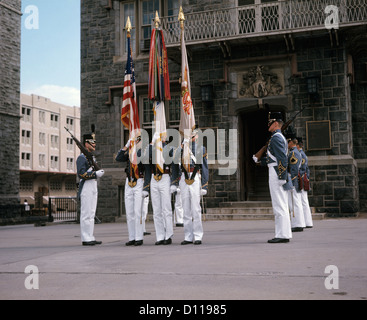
[205,203,323,220]
[219,201,272,208]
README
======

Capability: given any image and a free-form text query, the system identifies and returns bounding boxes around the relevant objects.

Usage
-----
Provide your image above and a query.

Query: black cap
[284,126,296,140]
[296,137,303,144]
[268,112,283,126]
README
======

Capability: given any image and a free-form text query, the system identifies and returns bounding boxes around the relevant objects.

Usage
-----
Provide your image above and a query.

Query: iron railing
[48,197,78,222]
[161,0,367,46]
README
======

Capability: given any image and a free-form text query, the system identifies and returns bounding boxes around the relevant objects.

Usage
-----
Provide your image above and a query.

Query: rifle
[254,105,306,160]
[64,127,101,171]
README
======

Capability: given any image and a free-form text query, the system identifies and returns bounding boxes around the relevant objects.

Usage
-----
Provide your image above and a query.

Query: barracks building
[81,0,367,221]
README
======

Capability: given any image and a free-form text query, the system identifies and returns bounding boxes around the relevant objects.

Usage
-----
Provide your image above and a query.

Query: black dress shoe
[181,240,193,245]
[155,240,165,245]
[194,240,202,245]
[176,223,184,227]
[82,241,95,246]
[144,232,151,235]
[305,226,313,229]
[125,240,135,246]
[134,240,143,246]
[163,238,172,245]
[267,238,290,243]
[93,240,102,245]
[291,227,304,232]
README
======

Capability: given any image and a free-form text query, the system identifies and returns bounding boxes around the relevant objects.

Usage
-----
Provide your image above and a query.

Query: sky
[21,0,80,107]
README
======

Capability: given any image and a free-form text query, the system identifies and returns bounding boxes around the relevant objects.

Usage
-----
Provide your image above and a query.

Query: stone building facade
[0,0,22,210]
[81,0,367,221]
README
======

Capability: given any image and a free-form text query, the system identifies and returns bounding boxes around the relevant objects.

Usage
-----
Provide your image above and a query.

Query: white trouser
[124,178,144,241]
[301,190,313,227]
[151,174,173,241]
[268,167,292,239]
[179,173,203,242]
[288,189,306,228]
[174,189,184,225]
[80,179,98,242]
[142,195,149,232]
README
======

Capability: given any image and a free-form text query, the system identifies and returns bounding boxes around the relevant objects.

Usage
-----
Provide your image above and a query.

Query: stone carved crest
[238,65,284,98]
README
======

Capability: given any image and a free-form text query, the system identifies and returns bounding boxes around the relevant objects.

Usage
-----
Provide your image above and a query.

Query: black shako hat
[83,124,96,144]
[268,112,284,126]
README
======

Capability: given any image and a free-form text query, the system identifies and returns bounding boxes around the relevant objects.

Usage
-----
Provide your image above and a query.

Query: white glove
[278,179,286,187]
[183,138,190,144]
[124,139,131,149]
[252,155,259,163]
[96,170,105,178]
[176,188,181,195]
[200,189,207,196]
[142,190,149,198]
[170,185,177,194]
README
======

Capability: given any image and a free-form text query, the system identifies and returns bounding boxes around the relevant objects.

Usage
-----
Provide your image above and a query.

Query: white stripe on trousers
[301,190,313,227]
[80,179,98,242]
[179,173,203,242]
[288,189,306,228]
[151,174,173,241]
[268,168,292,239]
[124,178,144,241]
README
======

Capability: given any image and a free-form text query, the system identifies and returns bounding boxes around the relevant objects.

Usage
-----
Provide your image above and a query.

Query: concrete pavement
[0,217,366,300]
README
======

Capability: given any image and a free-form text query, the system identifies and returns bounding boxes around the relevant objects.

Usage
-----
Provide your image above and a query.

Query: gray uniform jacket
[288,146,302,192]
[260,129,293,191]
[299,149,310,179]
[76,154,98,200]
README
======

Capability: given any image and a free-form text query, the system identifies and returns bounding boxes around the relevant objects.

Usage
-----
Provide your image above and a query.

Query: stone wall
[0,0,21,210]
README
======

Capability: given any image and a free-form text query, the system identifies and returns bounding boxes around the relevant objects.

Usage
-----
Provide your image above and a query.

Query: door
[241,109,270,201]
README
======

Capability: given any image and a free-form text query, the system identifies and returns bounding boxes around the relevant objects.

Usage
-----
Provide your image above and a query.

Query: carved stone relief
[238,65,284,98]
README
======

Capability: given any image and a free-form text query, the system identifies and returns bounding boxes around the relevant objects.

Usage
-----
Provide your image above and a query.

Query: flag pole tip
[125,16,132,33]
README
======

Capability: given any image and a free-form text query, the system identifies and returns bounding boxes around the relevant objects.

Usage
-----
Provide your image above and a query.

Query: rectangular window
[39,110,45,123]
[140,0,160,51]
[51,135,59,149]
[21,152,31,168]
[168,94,180,128]
[39,132,46,145]
[39,154,45,167]
[67,157,74,171]
[67,137,74,151]
[21,130,31,145]
[122,2,136,54]
[50,155,59,169]
[50,113,59,128]
[66,117,74,131]
[22,106,31,122]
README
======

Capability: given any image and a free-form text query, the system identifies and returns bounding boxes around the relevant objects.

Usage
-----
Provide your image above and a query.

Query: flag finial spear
[178,6,185,29]
[125,16,132,33]
[154,11,160,29]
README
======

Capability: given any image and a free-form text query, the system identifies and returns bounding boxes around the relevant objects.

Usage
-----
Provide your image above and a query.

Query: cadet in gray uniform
[297,137,313,228]
[76,132,104,246]
[253,112,292,243]
[286,133,306,232]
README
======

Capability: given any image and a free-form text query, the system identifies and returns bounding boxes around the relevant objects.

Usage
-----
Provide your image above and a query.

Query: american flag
[121,35,141,178]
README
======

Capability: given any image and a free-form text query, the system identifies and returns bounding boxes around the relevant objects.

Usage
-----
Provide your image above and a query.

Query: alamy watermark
[24,265,39,290]
[325,5,339,30]
[24,5,39,30]
[127,127,238,176]
[325,265,339,290]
